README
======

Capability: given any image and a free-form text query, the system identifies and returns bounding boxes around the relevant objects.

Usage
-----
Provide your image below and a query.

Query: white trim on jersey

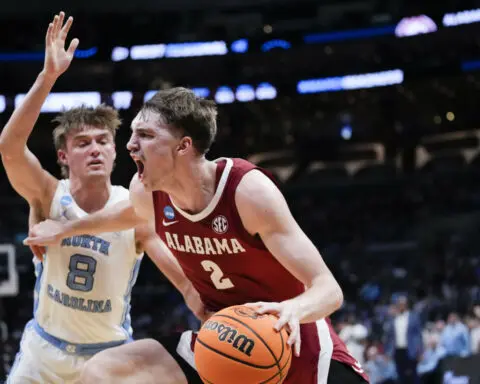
[169,158,233,222]
[316,319,334,384]
[176,330,197,370]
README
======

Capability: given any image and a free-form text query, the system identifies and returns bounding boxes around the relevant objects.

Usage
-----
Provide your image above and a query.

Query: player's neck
[167,158,217,215]
[69,176,112,213]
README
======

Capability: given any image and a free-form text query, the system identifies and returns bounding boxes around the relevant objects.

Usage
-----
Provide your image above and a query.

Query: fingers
[52,13,60,38]
[60,16,74,40]
[245,302,282,315]
[67,38,80,58]
[45,23,54,45]
[286,320,301,357]
[23,237,51,246]
[30,245,45,262]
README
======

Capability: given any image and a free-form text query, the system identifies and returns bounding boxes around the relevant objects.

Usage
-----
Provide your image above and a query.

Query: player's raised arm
[24,173,152,246]
[0,12,79,208]
[237,170,344,355]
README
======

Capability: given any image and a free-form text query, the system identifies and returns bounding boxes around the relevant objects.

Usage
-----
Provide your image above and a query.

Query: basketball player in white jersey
[0,13,206,384]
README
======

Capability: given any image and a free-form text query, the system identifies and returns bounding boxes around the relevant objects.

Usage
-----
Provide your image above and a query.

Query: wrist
[62,221,77,238]
[37,70,59,85]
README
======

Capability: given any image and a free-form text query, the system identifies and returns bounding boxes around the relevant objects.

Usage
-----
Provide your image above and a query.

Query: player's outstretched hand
[244,300,301,357]
[23,219,67,247]
[43,11,79,79]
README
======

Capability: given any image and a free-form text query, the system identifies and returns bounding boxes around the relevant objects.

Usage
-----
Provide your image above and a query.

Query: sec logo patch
[212,215,228,234]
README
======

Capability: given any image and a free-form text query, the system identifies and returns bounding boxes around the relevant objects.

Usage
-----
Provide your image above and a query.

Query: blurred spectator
[467,315,480,354]
[364,345,397,384]
[338,314,369,365]
[384,296,422,384]
[417,334,446,384]
[440,312,470,357]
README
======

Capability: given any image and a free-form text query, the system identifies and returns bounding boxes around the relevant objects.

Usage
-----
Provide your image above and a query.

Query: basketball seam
[196,337,277,369]
[200,374,215,384]
[259,347,292,384]
[215,314,282,373]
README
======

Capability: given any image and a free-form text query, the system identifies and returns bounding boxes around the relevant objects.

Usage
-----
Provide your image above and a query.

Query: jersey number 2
[66,254,97,292]
[201,260,234,290]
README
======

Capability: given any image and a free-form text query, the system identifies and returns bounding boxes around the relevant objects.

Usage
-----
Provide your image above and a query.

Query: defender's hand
[43,11,79,78]
[245,300,301,357]
[23,219,68,247]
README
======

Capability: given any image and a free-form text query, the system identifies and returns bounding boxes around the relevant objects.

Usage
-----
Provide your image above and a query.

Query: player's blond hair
[52,104,121,178]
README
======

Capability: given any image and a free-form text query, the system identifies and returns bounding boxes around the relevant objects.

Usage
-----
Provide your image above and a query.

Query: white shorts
[6,322,90,384]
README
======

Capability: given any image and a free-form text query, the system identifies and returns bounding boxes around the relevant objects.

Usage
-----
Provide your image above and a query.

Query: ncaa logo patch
[164,206,175,220]
[60,195,73,206]
[212,215,228,234]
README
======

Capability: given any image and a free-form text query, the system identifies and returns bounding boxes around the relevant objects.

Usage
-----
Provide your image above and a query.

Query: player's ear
[57,149,68,167]
[177,136,193,156]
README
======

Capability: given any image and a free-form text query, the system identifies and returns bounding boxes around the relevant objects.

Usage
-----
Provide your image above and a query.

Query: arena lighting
[235,85,255,102]
[261,39,292,52]
[443,9,480,27]
[130,44,166,60]
[15,92,101,113]
[304,25,396,44]
[111,46,129,62]
[395,15,438,37]
[214,87,235,104]
[341,125,352,140]
[128,41,227,60]
[112,91,133,110]
[461,60,480,72]
[255,83,277,100]
[164,41,227,58]
[0,95,5,113]
[297,69,404,94]
[230,39,248,53]
[143,90,157,102]
[143,88,210,102]
[0,48,97,62]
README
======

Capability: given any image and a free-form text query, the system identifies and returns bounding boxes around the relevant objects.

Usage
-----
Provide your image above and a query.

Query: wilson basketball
[194,305,292,384]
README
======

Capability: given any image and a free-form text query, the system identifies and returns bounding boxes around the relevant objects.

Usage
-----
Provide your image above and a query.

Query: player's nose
[126,136,137,151]
[90,141,101,155]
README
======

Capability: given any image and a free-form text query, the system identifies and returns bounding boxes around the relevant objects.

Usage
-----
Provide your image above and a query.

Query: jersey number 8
[66,254,97,292]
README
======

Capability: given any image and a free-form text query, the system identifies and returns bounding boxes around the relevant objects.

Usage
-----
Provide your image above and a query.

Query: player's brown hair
[142,87,218,154]
[52,104,121,178]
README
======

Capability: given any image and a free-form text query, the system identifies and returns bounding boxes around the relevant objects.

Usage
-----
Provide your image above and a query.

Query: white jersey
[33,180,143,344]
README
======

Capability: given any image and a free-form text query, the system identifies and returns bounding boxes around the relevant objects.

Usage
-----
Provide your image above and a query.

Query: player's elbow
[332,281,344,311]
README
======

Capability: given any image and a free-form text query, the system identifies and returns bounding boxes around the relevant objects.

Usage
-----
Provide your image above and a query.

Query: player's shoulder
[235,169,282,207]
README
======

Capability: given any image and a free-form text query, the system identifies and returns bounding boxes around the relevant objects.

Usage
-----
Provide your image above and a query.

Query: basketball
[194,305,292,384]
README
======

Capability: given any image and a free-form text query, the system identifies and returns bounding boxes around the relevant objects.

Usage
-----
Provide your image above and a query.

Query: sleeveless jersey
[33,180,143,344]
[152,158,369,383]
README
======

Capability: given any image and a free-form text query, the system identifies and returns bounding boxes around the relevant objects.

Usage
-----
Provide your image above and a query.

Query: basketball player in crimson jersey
[25,88,369,384]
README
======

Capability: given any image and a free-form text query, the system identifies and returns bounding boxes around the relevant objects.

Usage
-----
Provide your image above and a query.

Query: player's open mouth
[136,160,145,179]
[87,159,103,167]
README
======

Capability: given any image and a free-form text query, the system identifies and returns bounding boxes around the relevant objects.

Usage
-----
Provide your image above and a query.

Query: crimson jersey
[152,158,369,383]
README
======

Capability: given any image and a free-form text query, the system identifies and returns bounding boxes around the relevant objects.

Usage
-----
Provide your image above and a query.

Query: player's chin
[85,169,109,178]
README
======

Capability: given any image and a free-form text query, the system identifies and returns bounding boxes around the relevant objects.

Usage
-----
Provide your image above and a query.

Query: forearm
[290,273,344,324]
[0,72,56,154]
[145,236,191,296]
[65,199,144,237]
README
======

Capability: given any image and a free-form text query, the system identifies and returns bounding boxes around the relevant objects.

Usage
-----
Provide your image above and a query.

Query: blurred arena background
[1,0,480,382]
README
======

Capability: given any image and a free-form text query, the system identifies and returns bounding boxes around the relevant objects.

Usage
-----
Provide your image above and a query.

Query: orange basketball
[194,305,292,384]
